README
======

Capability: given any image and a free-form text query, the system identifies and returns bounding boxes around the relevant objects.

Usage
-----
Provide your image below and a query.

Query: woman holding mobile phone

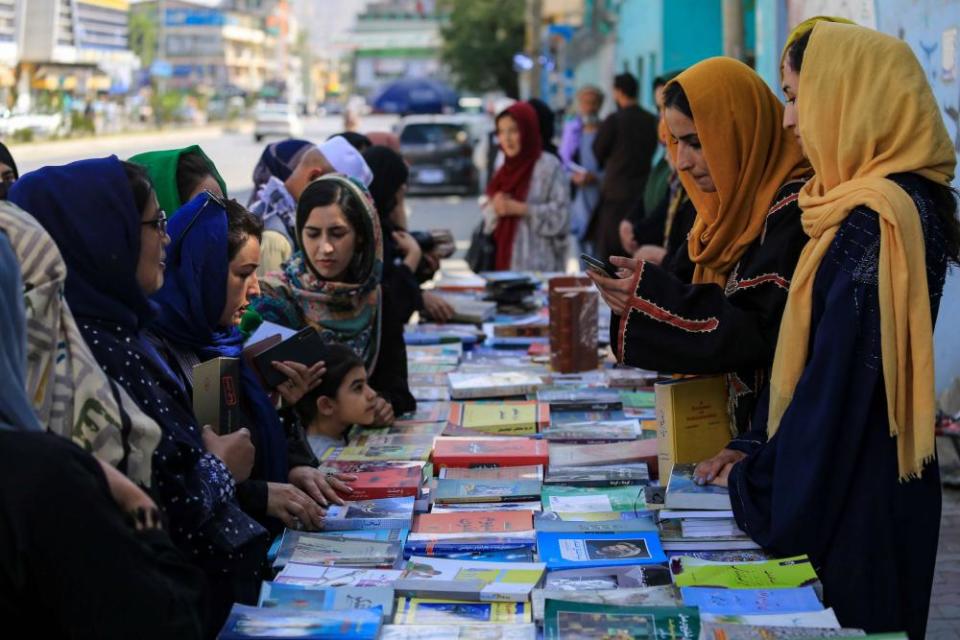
[588,57,810,435]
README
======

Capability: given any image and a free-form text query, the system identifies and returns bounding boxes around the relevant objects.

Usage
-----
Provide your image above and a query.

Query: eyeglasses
[141,210,168,235]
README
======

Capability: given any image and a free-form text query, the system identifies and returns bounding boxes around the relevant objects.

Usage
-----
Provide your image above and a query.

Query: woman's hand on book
[289,465,356,507]
[267,482,326,530]
[423,291,455,323]
[694,449,747,485]
[273,360,326,405]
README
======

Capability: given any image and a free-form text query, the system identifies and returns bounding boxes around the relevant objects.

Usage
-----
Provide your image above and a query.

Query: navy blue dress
[728,173,948,640]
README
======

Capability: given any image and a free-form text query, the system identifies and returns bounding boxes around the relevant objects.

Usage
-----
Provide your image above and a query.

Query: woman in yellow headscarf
[698,22,960,640]
[589,57,810,434]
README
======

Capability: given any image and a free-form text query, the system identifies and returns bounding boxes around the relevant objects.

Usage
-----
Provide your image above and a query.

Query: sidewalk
[930,485,960,639]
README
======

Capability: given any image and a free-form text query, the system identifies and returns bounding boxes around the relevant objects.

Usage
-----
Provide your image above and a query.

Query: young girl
[295,344,378,458]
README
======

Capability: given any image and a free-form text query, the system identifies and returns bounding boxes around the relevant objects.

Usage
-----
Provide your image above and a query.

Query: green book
[543,600,700,640]
[671,555,819,589]
[541,484,647,514]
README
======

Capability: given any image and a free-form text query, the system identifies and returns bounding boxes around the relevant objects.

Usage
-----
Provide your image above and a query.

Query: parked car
[397,115,484,195]
[253,102,303,142]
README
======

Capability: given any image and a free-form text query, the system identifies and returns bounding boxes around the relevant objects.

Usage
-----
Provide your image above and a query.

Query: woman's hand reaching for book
[694,449,747,485]
[423,291,455,323]
[288,465,356,507]
[267,482,326,530]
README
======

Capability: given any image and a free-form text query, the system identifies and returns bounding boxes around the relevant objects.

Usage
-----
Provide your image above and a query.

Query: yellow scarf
[767,22,956,479]
[667,58,809,286]
[780,15,855,66]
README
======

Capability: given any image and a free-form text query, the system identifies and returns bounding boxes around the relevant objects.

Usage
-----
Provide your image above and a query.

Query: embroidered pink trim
[732,272,790,292]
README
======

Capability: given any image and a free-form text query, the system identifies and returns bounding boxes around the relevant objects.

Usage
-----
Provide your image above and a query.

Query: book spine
[345,486,420,501]
[542,478,650,487]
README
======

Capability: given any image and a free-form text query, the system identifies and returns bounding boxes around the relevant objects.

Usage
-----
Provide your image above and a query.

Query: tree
[439,0,525,98]
[129,9,158,68]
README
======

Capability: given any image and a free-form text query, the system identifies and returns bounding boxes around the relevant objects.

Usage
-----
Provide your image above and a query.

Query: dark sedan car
[398,117,481,195]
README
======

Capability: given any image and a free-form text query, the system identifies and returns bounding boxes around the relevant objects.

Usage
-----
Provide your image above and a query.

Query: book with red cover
[336,465,423,500]
[432,437,549,469]
[412,511,533,535]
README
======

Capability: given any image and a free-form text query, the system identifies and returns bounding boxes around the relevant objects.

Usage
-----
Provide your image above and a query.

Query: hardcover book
[655,376,733,480]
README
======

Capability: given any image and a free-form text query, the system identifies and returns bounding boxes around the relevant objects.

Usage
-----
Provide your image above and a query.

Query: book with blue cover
[273,529,408,568]
[536,531,667,569]
[665,464,732,510]
[322,497,415,530]
[680,586,824,615]
[395,556,546,602]
[217,604,382,640]
[433,479,542,504]
[257,582,394,618]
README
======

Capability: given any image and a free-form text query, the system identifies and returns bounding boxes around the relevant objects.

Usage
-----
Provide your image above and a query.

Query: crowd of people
[0,18,955,640]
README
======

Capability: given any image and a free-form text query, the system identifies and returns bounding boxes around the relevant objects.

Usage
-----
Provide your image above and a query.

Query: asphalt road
[11,114,483,254]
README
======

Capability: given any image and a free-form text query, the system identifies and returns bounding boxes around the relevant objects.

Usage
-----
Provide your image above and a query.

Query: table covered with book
[217,271,899,640]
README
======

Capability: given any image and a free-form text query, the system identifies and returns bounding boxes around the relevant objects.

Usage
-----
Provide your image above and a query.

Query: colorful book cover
[670,555,819,589]
[539,419,642,442]
[335,467,422,501]
[543,463,649,487]
[403,538,537,558]
[447,371,544,400]
[322,442,434,462]
[432,437,549,469]
[413,511,533,535]
[258,582,395,618]
[543,565,674,591]
[323,497,416,530]
[620,390,656,409]
[273,564,401,588]
[532,586,682,622]
[541,485,647,514]
[217,604,382,640]
[536,531,668,569]
[700,608,841,629]
[433,479,543,504]
[681,586,823,615]
[430,501,542,514]
[533,510,658,534]
[379,623,537,639]
[395,556,546,602]
[393,598,532,625]
[274,529,408,568]
[543,601,699,640]
[547,439,658,476]
[665,464,732,510]
[439,465,544,481]
[445,401,548,436]
[701,623,868,640]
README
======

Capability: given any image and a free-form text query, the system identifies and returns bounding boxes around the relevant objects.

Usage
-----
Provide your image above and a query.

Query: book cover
[680,586,824,615]
[285,536,401,568]
[541,485,647,514]
[439,465,543,481]
[192,356,242,435]
[321,442,434,462]
[447,372,544,400]
[335,468,422,501]
[413,511,533,535]
[393,598,532,625]
[543,463,649,487]
[532,586,682,623]
[670,555,819,589]
[273,564,401,588]
[395,402,452,425]
[258,582,395,618]
[433,437,549,469]
[321,460,428,475]
[547,409,629,426]
[323,497,416,530]
[542,601,700,640]
[665,464,732,510]
[539,419,642,442]
[533,511,658,534]
[274,529,408,568]
[701,623,868,640]
[379,623,537,639]
[548,438,659,478]
[433,479,543,504]
[218,604,382,640]
[395,556,546,602]
[430,501,542,513]
[536,531,668,569]
[655,376,733,480]
[403,538,537,558]
[445,401,548,436]
[620,390,656,409]
[700,608,841,629]
[543,565,673,590]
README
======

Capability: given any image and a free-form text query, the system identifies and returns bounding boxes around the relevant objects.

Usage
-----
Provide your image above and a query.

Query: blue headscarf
[250,138,313,203]
[9,156,153,330]
[11,156,267,573]
[0,232,42,432]
[151,192,288,483]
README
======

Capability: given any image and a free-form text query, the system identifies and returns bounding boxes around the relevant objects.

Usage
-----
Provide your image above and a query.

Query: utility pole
[525,0,543,99]
[722,0,745,62]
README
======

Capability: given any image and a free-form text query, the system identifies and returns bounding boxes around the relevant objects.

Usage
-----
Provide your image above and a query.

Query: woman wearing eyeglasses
[9,157,268,635]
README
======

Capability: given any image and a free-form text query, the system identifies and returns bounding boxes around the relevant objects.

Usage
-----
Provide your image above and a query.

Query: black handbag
[465,220,496,274]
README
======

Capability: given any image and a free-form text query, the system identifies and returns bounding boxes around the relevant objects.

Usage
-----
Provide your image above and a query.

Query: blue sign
[164,8,225,27]
[150,59,173,78]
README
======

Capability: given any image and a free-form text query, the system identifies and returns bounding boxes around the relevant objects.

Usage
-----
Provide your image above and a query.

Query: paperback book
[273,564,401,588]
[680,586,824,615]
[444,401,548,436]
[218,604,382,640]
[258,582,395,618]
[322,497,416,530]
[536,531,668,569]
[543,463,650,487]
[670,555,819,589]
[274,529,408,568]
[531,586,682,622]
[393,598,532,625]
[665,464,732,510]
[413,511,533,535]
[433,479,543,504]
[395,556,546,602]
[447,372,544,400]
[439,466,544,481]
[543,565,673,590]
[542,601,700,640]
[332,466,423,501]
[533,510,658,533]
[433,437,549,469]
[541,484,647,514]
[378,624,537,640]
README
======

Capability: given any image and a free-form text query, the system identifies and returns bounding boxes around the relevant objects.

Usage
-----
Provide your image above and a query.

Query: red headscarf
[487,102,542,270]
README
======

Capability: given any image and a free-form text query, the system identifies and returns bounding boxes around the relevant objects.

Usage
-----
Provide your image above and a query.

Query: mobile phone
[253,327,328,389]
[580,253,615,278]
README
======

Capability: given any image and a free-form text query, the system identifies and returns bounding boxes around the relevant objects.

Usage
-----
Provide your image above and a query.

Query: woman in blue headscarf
[0,231,205,638]
[148,192,350,530]
[9,156,268,635]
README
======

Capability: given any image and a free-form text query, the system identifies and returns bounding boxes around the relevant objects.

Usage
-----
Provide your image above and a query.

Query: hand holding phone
[580,253,616,278]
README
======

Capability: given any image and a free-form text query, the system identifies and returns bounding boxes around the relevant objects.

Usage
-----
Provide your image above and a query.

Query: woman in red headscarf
[482,101,570,272]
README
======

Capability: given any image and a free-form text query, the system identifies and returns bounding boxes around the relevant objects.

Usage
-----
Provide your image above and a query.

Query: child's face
[334,365,378,425]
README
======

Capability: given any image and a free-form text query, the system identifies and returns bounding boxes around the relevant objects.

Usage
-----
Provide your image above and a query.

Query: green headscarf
[129,145,227,216]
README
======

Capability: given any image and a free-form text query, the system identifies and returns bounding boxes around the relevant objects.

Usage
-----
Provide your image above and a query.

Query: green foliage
[439,0,525,98]
[69,111,95,135]
[129,9,158,67]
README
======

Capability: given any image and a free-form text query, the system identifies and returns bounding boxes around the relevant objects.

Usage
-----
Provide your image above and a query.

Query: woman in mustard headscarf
[697,23,960,639]
[589,57,810,434]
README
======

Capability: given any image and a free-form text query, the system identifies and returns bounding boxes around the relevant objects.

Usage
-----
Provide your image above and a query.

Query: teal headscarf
[129,145,228,217]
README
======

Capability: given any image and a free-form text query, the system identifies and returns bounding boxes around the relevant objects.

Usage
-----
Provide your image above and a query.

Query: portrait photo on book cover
[583,538,651,560]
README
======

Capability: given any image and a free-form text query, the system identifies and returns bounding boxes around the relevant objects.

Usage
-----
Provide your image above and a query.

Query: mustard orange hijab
[768,22,955,479]
[666,58,809,286]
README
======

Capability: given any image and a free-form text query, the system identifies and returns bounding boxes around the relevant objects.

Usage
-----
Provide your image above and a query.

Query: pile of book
[217,270,908,639]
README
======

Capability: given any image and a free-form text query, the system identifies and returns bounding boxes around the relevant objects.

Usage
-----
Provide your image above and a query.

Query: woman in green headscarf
[129,145,228,216]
